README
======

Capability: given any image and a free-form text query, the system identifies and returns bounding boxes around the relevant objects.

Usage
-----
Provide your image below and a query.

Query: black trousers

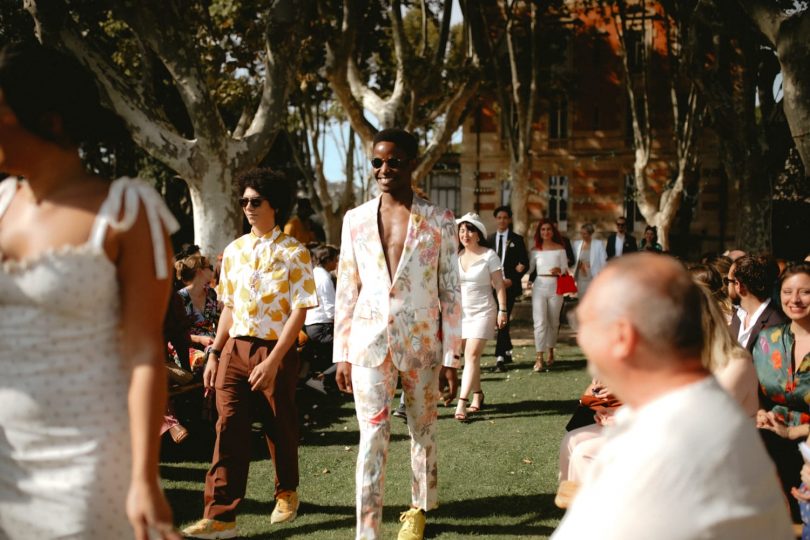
[494,293,517,358]
[759,428,803,523]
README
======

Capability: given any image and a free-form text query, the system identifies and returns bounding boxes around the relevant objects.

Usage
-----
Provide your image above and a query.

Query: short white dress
[459,249,502,340]
[0,177,178,539]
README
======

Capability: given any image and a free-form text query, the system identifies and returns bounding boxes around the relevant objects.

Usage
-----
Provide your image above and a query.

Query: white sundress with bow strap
[0,177,178,539]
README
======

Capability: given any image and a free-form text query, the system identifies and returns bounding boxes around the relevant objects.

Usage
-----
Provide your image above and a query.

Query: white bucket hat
[455,212,487,238]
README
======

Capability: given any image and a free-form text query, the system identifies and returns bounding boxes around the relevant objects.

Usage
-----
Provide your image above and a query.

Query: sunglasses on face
[616,222,626,228]
[239,197,266,209]
[371,157,405,169]
[723,277,738,285]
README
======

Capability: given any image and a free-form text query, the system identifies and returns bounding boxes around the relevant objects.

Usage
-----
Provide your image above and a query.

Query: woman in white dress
[0,44,179,539]
[528,219,568,372]
[454,213,507,421]
[571,223,607,298]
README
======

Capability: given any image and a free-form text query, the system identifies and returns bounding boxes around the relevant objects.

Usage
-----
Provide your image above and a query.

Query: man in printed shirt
[183,168,318,540]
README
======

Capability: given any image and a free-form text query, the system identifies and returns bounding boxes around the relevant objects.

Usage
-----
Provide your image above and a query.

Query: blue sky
[321,0,463,186]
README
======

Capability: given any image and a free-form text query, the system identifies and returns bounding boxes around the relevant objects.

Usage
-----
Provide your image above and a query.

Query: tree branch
[25,0,194,176]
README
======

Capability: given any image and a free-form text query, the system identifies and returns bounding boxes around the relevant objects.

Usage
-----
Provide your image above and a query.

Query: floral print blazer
[333,194,462,370]
[753,323,810,426]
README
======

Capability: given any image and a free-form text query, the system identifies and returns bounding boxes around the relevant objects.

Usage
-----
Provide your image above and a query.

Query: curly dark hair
[733,255,780,302]
[236,167,294,226]
[372,128,418,160]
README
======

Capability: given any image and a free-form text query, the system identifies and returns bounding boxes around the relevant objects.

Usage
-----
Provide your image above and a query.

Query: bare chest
[377,206,410,279]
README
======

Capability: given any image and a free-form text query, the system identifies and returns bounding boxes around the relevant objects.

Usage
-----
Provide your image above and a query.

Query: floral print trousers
[351,355,441,540]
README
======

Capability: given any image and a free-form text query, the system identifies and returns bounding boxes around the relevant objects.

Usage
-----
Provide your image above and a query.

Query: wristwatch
[204,346,221,359]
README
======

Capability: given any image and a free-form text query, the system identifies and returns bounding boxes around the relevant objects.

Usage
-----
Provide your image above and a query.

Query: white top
[552,377,793,540]
[735,298,772,349]
[458,249,502,340]
[572,239,607,278]
[0,177,178,539]
[306,265,336,325]
[613,233,625,257]
[528,248,568,295]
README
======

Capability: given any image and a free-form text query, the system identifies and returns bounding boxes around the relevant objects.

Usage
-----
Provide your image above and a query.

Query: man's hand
[248,360,275,392]
[336,362,353,394]
[503,278,513,288]
[440,366,458,401]
[202,356,218,389]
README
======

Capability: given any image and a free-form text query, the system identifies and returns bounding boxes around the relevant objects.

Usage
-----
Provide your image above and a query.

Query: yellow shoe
[270,490,299,524]
[397,508,426,540]
[181,518,237,539]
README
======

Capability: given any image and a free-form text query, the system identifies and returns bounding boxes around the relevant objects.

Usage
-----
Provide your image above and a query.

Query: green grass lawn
[161,321,588,539]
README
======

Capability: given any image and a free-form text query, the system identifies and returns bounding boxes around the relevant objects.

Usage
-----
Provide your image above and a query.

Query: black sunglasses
[723,277,738,285]
[616,222,627,228]
[239,197,266,209]
[371,157,406,169]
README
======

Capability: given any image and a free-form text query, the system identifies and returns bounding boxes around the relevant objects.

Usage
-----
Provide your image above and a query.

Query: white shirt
[613,233,625,257]
[736,298,771,349]
[552,377,793,540]
[305,266,335,325]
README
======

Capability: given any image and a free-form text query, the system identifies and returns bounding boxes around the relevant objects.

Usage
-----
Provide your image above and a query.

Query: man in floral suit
[333,128,462,540]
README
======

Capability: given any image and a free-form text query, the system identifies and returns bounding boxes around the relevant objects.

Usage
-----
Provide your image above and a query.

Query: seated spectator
[162,290,193,443]
[557,275,758,508]
[552,253,792,540]
[688,262,733,324]
[557,380,620,494]
[754,262,810,523]
[302,243,339,394]
[175,251,221,370]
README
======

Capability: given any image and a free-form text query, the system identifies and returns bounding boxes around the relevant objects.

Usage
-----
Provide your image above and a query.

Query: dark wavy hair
[457,221,488,252]
[733,255,780,302]
[533,218,564,249]
[0,43,127,148]
[236,167,294,226]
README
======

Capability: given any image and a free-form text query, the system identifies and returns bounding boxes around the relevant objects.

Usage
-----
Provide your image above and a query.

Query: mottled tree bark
[26,0,311,254]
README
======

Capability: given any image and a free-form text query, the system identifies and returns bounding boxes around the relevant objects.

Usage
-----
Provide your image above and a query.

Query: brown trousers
[203,336,300,522]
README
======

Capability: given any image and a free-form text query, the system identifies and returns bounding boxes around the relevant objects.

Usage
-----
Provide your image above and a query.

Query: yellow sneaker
[397,508,426,540]
[181,518,237,539]
[270,490,299,524]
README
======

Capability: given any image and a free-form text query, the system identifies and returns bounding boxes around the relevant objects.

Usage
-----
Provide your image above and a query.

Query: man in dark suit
[488,206,529,372]
[605,216,638,259]
[727,255,786,353]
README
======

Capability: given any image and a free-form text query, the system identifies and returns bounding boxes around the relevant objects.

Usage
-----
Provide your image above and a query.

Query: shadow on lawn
[428,493,562,537]
[457,399,578,423]
[208,494,562,538]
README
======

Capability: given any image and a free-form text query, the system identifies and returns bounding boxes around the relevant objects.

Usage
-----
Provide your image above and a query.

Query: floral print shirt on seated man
[753,322,810,426]
[216,226,318,340]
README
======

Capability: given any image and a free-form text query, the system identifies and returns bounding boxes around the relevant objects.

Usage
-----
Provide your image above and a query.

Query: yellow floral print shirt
[216,226,318,340]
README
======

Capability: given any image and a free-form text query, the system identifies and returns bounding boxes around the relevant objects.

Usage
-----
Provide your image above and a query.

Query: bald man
[552,254,792,540]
